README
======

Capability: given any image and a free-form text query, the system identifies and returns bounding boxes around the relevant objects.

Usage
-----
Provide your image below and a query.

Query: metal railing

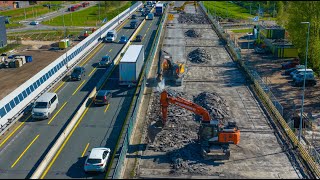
[198,1,320,178]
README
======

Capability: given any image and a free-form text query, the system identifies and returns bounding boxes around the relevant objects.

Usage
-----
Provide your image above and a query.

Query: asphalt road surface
[0,9,159,179]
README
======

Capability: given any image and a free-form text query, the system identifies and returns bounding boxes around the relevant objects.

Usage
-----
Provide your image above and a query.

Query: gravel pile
[146,90,230,175]
[178,13,209,24]
[187,48,211,63]
[184,29,200,38]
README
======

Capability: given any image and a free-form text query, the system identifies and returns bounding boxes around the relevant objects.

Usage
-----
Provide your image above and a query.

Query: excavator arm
[160,90,210,125]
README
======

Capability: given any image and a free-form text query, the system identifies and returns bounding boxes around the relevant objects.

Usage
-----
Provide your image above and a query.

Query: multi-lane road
[0,7,161,179]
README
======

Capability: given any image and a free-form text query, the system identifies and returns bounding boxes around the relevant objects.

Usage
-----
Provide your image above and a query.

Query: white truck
[119,45,144,86]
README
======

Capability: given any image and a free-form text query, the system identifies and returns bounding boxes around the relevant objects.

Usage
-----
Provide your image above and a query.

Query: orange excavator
[157,90,240,160]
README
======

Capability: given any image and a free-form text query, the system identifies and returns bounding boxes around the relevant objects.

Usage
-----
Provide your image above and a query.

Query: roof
[97,90,110,96]
[36,92,56,102]
[120,45,143,63]
[88,148,110,159]
[156,3,163,7]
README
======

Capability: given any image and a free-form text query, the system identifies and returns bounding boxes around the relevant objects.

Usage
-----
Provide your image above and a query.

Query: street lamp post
[299,21,310,142]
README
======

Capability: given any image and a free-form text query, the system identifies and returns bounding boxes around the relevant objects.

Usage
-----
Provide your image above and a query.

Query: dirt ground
[130,3,302,179]
[0,42,77,100]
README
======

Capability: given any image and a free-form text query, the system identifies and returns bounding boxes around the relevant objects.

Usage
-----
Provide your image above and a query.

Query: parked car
[70,66,85,80]
[293,74,317,87]
[93,90,112,105]
[30,21,39,25]
[284,65,305,75]
[119,35,128,44]
[254,46,266,54]
[293,71,314,81]
[84,147,111,173]
[135,35,142,42]
[98,55,111,67]
[291,68,313,78]
[281,61,300,70]
[131,14,137,19]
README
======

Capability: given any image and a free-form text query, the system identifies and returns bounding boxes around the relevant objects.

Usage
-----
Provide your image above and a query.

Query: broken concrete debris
[146,90,230,175]
[187,48,211,63]
[178,13,209,24]
[184,29,200,38]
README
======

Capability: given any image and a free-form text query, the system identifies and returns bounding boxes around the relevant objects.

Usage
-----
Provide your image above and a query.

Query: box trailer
[155,3,164,16]
[119,45,144,86]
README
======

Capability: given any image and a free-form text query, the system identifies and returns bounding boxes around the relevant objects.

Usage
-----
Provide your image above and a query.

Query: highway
[0,8,158,179]
[42,13,161,179]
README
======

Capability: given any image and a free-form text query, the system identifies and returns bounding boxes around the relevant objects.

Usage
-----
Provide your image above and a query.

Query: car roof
[97,90,110,96]
[297,68,313,72]
[36,92,57,102]
[88,148,110,159]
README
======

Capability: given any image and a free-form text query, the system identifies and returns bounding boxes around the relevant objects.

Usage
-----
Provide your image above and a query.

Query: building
[0,16,7,48]
[13,1,30,8]
[0,1,14,10]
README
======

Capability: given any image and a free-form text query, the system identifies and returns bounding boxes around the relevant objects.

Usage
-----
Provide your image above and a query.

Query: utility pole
[24,8,26,20]
[273,2,276,18]
[250,3,251,15]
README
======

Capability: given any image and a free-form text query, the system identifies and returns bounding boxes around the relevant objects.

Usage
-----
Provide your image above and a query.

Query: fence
[199,2,320,178]
[0,2,142,132]
[111,6,168,179]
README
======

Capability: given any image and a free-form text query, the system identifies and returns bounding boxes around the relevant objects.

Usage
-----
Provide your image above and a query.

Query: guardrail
[0,2,142,133]
[198,2,320,179]
[111,6,168,179]
[30,3,144,179]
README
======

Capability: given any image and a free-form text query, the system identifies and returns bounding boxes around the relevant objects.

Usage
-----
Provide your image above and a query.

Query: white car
[84,147,111,173]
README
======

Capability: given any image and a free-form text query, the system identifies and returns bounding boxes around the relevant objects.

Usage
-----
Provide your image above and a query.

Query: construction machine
[173,1,198,12]
[156,50,185,86]
[151,89,240,160]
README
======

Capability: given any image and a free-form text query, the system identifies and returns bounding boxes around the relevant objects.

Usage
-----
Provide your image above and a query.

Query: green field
[203,1,276,21]
[42,2,131,27]
[7,29,84,41]
[231,28,252,33]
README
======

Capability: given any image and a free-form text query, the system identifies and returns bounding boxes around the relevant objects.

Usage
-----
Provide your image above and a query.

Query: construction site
[124,1,306,179]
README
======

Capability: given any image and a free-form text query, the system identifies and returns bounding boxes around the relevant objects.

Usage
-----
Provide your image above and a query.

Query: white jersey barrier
[0,2,142,129]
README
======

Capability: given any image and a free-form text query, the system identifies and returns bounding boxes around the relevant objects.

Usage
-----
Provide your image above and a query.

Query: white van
[105,30,117,42]
[32,92,58,119]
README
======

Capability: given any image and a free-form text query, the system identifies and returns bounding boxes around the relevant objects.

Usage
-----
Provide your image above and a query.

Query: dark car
[281,61,299,69]
[71,66,85,80]
[131,14,137,19]
[284,65,305,75]
[135,35,142,42]
[130,20,138,29]
[98,55,111,67]
[119,35,128,44]
[94,90,112,105]
[293,78,317,87]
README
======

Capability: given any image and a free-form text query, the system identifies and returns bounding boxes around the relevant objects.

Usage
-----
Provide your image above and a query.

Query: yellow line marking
[72,80,86,96]
[47,102,68,125]
[88,68,96,77]
[80,43,104,67]
[144,33,147,38]
[104,104,110,113]
[109,49,112,52]
[53,81,66,93]
[40,100,93,179]
[11,134,40,168]
[0,115,31,148]
[81,143,90,157]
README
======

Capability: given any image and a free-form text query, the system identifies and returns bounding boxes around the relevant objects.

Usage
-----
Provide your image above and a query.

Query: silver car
[84,147,111,173]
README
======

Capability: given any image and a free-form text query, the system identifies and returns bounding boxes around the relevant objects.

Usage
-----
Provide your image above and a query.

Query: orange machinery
[159,90,240,160]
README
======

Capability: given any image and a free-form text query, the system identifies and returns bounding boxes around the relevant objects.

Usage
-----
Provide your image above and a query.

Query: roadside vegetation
[231,28,252,33]
[42,1,131,27]
[7,29,84,41]
[0,44,21,54]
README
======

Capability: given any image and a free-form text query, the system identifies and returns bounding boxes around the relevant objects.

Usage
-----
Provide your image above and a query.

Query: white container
[119,45,144,86]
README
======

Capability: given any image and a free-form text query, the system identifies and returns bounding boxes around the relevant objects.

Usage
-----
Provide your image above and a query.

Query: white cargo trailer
[119,45,144,86]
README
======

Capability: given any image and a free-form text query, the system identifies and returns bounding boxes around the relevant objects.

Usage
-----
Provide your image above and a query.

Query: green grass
[204,1,276,21]
[231,28,252,33]
[42,1,131,27]
[5,23,24,29]
[7,30,83,41]
[0,44,21,54]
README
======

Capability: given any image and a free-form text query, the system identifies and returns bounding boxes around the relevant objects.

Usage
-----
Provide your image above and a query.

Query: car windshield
[96,95,105,100]
[121,36,126,40]
[34,102,48,108]
[73,68,81,73]
[107,33,114,37]
[87,158,101,164]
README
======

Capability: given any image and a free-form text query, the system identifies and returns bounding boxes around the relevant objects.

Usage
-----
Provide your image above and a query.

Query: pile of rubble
[193,92,230,122]
[187,48,211,63]
[178,13,209,24]
[184,29,200,38]
[145,90,230,175]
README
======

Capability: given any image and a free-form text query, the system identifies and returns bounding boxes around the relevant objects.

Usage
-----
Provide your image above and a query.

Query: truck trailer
[119,45,144,86]
[155,3,164,16]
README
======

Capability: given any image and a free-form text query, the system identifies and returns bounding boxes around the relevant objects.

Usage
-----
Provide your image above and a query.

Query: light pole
[299,21,310,142]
